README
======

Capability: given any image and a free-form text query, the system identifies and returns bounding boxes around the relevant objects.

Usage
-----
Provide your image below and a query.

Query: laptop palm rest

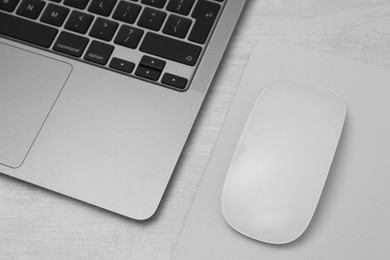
[0,43,72,168]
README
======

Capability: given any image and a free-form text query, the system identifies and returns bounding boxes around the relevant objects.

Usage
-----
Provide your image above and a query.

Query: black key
[189,0,220,44]
[162,73,187,89]
[140,55,165,71]
[40,3,70,27]
[50,0,61,2]
[88,0,117,16]
[114,25,144,49]
[140,32,201,66]
[0,0,20,12]
[137,7,166,31]
[141,0,166,8]
[0,11,58,48]
[166,0,194,15]
[65,10,94,34]
[109,57,135,73]
[163,14,191,38]
[84,40,114,65]
[112,1,141,24]
[16,0,46,19]
[53,31,89,57]
[135,66,161,81]
[89,17,119,41]
[64,0,89,9]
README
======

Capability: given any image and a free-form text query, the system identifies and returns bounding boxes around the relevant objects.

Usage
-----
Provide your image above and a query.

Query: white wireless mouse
[221,80,346,244]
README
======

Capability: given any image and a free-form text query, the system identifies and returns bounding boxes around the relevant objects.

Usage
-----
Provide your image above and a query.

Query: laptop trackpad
[0,43,72,168]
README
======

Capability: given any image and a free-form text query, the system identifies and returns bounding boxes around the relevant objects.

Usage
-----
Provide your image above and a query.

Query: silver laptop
[0,0,247,219]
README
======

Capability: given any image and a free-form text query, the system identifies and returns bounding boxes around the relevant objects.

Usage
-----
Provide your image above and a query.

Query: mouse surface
[221,80,346,244]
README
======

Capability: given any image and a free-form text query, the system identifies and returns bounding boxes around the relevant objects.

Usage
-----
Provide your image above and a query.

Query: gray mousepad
[172,40,390,259]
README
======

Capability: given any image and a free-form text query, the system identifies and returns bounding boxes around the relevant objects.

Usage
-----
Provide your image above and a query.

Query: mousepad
[172,40,390,259]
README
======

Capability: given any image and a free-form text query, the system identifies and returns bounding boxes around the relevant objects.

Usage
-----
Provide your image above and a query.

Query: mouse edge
[221,201,308,245]
[220,80,347,245]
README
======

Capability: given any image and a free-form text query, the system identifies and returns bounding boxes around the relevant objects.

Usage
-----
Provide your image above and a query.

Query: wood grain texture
[1,1,390,259]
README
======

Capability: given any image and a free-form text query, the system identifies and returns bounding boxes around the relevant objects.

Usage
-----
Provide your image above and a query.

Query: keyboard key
[88,0,117,17]
[114,25,144,49]
[0,0,20,12]
[140,55,166,71]
[140,32,201,66]
[189,0,220,44]
[166,0,194,15]
[89,17,119,41]
[65,10,94,34]
[40,3,70,27]
[16,0,46,19]
[84,40,114,65]
[64,0,89,9]
[141,0,166,9]
[109,57,135,73]
[112,1,141,24]
[163,14,192,38]
[162,73,187,89]
[137,7,166,31]
[135,66,161,81]
[0,11,58,48]
[53,31,89,57]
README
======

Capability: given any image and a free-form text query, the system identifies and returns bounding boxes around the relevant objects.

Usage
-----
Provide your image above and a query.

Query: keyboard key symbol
[124,29,134,42]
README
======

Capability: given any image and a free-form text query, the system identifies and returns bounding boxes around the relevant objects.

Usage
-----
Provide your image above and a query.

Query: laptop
[0,0,247,220]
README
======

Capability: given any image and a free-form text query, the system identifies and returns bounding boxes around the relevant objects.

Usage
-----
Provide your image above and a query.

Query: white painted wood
[1,1,390,259]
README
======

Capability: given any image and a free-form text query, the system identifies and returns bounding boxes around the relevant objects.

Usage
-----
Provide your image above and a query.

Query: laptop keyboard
[0,0,225,90]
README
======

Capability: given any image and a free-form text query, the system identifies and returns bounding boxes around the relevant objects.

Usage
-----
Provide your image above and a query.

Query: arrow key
[135,65,161,81]
[109,58,135,73]
[140,55,166,71]
[162,73,188,89]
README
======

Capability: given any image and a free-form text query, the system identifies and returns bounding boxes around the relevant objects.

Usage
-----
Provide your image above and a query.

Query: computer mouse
[221,80,346,244]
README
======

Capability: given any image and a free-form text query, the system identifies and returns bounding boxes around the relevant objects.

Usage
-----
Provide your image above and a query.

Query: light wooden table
[1,1,390,259]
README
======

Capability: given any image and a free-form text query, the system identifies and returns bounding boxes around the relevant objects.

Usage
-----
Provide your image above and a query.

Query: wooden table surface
[1,1,390,259]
